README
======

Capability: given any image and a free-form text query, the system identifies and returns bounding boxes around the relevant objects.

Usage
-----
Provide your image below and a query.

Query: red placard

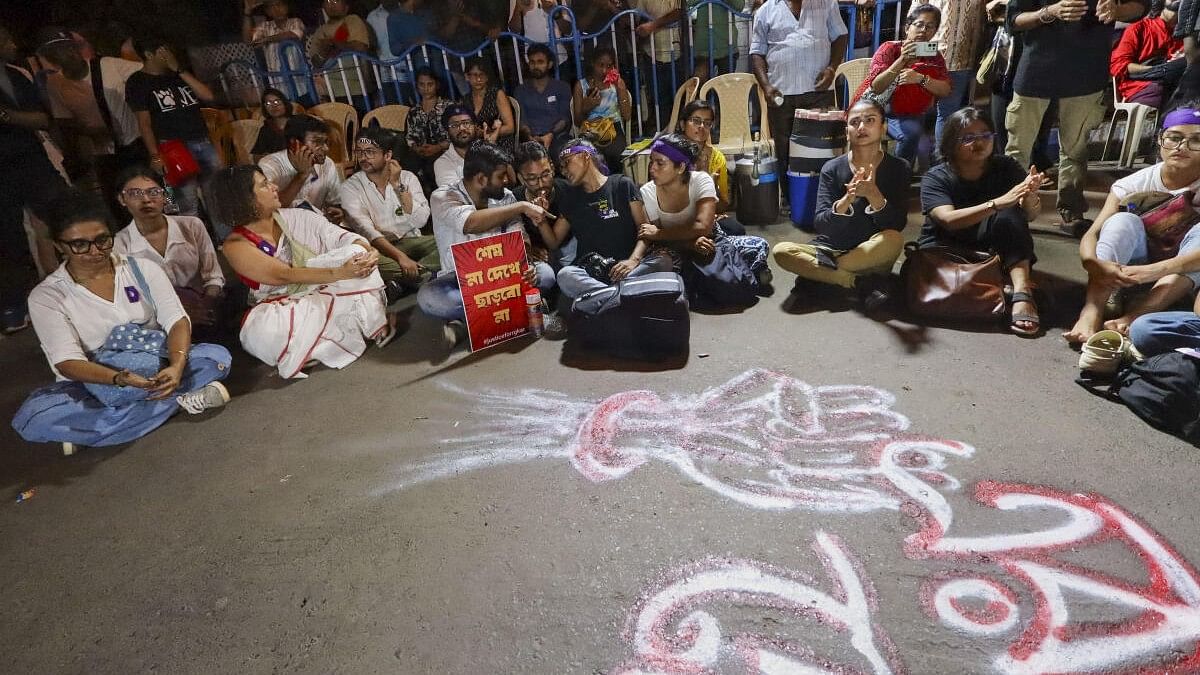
[451,231,531,352]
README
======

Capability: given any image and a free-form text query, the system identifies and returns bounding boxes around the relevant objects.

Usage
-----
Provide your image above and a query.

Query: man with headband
[1065,105,1200,346]
[530,138,672,300]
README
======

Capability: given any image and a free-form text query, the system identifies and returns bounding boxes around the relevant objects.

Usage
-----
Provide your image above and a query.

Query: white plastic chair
[1102,79,1158,169]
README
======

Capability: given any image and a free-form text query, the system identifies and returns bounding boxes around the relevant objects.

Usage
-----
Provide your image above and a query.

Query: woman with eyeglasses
[676,100,745,236]
[773,98,910,309]
[853,4,952,167]
[460,57,515,154]
[1067,107,1200,346]
[252,87,296,161]
[113,166,226,331]
[212,165,392,378]
[572,45,632,172]
[13,191,232,454]
[920,106,1047,336]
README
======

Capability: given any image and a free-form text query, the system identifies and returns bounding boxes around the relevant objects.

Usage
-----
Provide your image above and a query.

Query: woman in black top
[919,106,1048,335]
[460,57,515,154]
[772,99,910,305]
[251,88,294,160]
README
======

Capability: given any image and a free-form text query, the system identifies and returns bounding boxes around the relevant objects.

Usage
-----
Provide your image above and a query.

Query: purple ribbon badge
[124,286,140,303]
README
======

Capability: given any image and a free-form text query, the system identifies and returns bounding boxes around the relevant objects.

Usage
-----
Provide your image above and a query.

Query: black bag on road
[567,272,690,358]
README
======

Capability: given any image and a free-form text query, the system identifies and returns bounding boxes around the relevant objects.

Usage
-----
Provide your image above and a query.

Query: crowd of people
[8,0,1200,453]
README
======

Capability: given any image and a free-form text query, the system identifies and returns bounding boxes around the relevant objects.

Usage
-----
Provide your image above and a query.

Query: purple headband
[649,139,693,169]
[559,144,610,175]
[1163,108,1200,130]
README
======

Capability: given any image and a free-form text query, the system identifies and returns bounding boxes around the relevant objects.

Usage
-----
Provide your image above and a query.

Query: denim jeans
[556,252,674,300]
[1096,213,1200,287]
[417,262,556,321]
[170,139,224,219]
[1129,311,1200,356]
[887,115,926,166]
[935,70,975,148]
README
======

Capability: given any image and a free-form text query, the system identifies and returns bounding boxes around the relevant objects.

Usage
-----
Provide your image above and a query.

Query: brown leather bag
[899,243,1006,320]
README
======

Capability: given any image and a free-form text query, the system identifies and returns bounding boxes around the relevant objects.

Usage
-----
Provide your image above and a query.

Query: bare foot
[1063,308,1103,345]
[1104,310,1147,337]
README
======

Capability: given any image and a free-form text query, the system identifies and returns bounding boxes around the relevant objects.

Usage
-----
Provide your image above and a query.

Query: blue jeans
[936,70,975,148]
[417,262,556,321]
[556,253,674,300]
[1096,213,1200,288]
[170,139,224,219]
[1130,311,1200,356]
[887,115,926,166]
[12,343,231,447]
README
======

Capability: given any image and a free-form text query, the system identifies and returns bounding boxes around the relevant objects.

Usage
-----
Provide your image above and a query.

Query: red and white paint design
[614,531,905,675]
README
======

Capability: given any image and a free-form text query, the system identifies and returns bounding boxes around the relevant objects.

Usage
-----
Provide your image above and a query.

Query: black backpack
[566,272,690,359]
[1081,352,1200,445]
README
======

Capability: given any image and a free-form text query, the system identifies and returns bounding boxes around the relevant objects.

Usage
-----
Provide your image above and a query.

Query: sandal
[1010,291,1041,337]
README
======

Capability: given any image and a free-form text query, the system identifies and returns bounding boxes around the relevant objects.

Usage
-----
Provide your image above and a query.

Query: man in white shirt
[522,0,571,66]
[751,0,848,208]
[258,114,345,224]
[433,104,483,188]
[341,127,439,287]
[419,142,554,346]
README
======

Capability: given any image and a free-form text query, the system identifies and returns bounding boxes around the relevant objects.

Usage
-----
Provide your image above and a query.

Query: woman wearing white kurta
[113,167,225,326]
[213,165,390,379]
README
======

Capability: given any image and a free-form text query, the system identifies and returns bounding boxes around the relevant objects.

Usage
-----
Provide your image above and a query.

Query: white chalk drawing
[383,369,974,515]
[613,531,904,675]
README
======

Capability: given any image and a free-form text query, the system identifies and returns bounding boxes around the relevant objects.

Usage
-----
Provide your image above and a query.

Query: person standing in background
[928,0,987,147]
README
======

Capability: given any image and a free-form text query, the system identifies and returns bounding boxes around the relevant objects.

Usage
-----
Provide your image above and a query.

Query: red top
[852,41,949,117]
[1110,17,1184,102]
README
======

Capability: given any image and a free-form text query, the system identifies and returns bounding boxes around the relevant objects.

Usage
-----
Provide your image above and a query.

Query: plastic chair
[250,102,306,120]
[1102,79,1158,169]
[229,119,264,164]
[696,73,773,159]
[308,102,359,165]
[834,58,872,110]
[662,77,700,134]
[200,107,232,154]
[362,104,411,132]
[509,97,522,142]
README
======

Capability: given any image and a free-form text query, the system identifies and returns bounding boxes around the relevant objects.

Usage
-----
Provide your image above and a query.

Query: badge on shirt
[124,286,140,303]
[547,95,557,103]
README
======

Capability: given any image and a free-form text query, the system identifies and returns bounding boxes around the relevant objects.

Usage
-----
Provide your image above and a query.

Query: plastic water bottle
[525,289,544,338]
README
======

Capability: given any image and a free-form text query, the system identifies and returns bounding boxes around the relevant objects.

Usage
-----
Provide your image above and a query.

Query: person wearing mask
[13,191,231,454]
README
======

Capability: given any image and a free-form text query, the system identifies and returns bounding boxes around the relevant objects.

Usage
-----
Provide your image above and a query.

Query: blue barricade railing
[217,0,905,139]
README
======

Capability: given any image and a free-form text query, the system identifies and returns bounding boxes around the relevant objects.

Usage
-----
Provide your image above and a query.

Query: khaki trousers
[1004,90,1106,215]
[772,230,904,289]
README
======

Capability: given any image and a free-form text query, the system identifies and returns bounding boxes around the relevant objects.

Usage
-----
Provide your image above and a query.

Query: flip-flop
[1010,291,1041,337]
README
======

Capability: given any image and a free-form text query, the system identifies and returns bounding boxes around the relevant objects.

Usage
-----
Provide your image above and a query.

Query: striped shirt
[750,0,848,96]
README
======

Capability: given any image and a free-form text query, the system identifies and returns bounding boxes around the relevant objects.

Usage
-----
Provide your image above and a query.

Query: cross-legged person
[773,99,910,309]
[258,113,345,227]
[676,100,745,235]
[513,141,577,268]
[434,104,488,188]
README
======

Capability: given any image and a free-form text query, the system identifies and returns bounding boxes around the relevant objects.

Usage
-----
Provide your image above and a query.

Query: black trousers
[920,208,1037,271]
[0,150,69,307]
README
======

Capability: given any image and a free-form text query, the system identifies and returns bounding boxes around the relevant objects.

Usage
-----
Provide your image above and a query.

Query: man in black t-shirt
[512,141,576,268]
[532,138,673,299]
[1005,0,1146,235]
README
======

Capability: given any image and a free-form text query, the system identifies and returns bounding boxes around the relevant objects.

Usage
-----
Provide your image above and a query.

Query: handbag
[976,26,1012,88]
[1122,190,1200,261]
[899,243,1007,320]
[581,116,617,146]
[157,139,200,187]
[83,258,169,407]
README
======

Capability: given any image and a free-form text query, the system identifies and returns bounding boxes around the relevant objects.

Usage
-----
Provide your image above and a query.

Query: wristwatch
[919,75,929,88]
[986,200,997,212]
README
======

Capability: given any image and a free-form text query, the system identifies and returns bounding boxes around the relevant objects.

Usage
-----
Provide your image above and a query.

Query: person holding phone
[572,46,632,171]
[853,4,953,168]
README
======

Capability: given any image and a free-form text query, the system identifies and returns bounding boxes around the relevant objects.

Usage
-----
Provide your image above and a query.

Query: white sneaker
[176,382,231,415]
[442,320,466,350]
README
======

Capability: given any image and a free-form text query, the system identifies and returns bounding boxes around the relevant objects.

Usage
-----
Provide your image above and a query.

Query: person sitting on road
[13,191,232,454]
[773,98,910,309]
[853,3,952,167]
[919,106,1048,336]
[638,133,771,301]
[340,128,439,292]
[434,104,500,189]
[532,138,674,300]
[675,100,745,236]
[251,87,296,161]
[1065,106,1200,344]
[420,141,557,347]
[257,113,345,226]
[113,166,226,331]
[215,165,395,378]
[572,46,632,172]
[512,141,576,268]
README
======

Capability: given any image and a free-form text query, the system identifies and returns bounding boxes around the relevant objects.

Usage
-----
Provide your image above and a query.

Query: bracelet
[112,370,124,387]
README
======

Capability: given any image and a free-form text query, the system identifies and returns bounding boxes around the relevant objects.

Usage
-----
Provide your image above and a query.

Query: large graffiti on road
[381,370,1200,673]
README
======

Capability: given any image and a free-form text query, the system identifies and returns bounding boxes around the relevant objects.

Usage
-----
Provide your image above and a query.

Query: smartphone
[914,41,939,57]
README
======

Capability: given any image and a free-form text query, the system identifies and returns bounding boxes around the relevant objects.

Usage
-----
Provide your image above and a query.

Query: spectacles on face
[264,99,285,107]
[522,168,554,184]
[1160,132,1200,151]
[686,117,715,129]
[959,132,995,146]
[447,119,475,130]
[909,20,938,30]
[122,187,166,199]
[59,234,114,254]
[354,147,383,158]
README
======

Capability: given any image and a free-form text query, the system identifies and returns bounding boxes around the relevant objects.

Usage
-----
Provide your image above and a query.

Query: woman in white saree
[212,166,391,379]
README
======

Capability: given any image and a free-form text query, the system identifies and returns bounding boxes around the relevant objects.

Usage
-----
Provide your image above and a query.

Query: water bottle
[525,289,544,338]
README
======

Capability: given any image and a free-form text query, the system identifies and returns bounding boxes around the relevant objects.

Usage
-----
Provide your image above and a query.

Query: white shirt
[258,150,343,209]
[430,182,522,275]
[46,56,143,150]
[339,169,430,242]
[641,172,718,229]
[366,5,401,82]
[1111,163,1200,207]
[433,147,466,189]
[114,216,225,291]
[524,6,568,63]
[750,0,848,96]
[29,254,188,378]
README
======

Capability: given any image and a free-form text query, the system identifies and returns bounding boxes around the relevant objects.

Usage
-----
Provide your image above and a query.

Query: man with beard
[514,44,573,158]
[532,138,673,300]
[420,142,557,347]
[340,127,439,288]
[512,141,575,267]
[258,114,345,225]
[433,104,482,189]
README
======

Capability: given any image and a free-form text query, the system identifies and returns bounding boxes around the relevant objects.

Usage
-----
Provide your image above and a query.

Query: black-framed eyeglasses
[447,120,476,130]
[354,147,383,158]
[122,187,165,199]
[686,117,715,128]
[1159,132,1200,151]
[522,168,554,184]
[959,132,995,145]
[59,234,114,254]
